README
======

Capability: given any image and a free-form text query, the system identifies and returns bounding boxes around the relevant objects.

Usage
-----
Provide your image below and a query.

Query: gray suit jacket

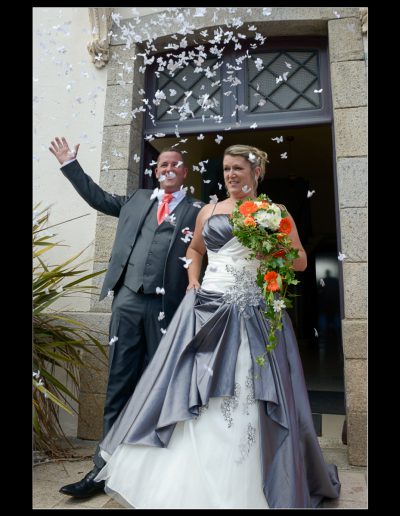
[61,160,204,324]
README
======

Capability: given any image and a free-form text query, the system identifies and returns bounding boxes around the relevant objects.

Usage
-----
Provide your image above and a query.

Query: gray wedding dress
[96,214,341,509]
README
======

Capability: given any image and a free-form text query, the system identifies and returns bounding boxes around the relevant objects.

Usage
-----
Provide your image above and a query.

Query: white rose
[254,204,282,230]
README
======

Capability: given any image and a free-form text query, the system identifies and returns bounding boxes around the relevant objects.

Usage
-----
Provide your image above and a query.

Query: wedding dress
[95,214,340,508]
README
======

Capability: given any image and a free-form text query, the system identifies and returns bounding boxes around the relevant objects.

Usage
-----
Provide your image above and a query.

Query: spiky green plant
[33,204,107,458]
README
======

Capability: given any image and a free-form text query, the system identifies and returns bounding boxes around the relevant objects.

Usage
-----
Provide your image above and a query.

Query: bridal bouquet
[230,194,299,366]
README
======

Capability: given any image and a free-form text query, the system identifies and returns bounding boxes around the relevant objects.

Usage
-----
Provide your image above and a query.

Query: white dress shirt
[157,188,186,213]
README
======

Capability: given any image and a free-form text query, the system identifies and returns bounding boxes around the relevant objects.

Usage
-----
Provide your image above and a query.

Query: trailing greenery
[230,194,300,366]
[33,204,107,458]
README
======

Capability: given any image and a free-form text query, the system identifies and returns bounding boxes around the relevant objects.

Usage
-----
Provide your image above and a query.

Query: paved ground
[33,438,367,509]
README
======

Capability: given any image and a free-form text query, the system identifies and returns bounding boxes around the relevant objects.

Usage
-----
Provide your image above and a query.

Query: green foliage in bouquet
[230,194,300,366]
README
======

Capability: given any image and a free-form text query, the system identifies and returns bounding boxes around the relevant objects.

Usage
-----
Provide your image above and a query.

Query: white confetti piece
[179,257,193,268]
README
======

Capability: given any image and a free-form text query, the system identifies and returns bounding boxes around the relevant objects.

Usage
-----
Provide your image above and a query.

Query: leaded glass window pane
[154,57,222,122]
[247,51,321,113]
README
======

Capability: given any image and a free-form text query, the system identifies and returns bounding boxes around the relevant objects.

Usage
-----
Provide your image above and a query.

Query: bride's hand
[186,280,200,292]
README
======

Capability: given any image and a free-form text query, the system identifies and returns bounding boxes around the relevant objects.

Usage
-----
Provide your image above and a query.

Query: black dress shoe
[59,466,105,498]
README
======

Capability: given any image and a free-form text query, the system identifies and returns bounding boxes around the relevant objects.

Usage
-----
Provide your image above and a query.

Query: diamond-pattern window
[154,57,222,122]
[144,38,330,135]
[247,51,321,113]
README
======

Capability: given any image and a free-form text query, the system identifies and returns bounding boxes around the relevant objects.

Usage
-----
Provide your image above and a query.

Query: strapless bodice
[201,214,260,299]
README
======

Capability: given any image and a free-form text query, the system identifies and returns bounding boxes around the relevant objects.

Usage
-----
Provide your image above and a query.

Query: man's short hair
[157,147,185,166]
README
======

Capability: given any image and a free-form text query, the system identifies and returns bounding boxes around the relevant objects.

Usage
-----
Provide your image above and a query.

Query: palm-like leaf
[33,204,107,458]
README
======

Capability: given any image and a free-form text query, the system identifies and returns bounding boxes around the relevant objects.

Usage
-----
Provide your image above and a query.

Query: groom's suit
[61,160,203,466]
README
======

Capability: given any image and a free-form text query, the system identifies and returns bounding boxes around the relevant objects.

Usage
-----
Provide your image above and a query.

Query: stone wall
[329,14,368,466]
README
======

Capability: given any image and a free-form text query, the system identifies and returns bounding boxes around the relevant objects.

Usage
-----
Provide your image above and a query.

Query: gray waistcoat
[123,202,175,293]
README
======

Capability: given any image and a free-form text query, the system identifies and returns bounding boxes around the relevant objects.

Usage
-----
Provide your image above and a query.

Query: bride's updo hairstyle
[223,145,269,193]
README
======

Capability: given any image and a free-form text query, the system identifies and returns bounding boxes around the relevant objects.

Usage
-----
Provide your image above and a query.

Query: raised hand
[49,136,80,165]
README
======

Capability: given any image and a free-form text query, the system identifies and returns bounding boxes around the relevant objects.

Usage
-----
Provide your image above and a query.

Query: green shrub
[33,204,107,457]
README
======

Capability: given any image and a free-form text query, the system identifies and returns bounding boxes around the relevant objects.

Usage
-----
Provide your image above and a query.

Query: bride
[95,144,341,508]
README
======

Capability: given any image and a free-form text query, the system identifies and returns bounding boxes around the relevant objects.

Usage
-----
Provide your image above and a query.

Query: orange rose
[239,201,258,216]
[264,271,280,292]
[279,217,291,235]
[273,249,286,259]
[244,216,256,227]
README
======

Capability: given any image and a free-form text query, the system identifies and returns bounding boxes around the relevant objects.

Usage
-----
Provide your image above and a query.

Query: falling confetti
[179,257,193,268]
[164,214,176,225]
[307,190,316,198]
[150,188,164,201]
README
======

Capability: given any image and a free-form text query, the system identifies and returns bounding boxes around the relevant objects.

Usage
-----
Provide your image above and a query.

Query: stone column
[329,16,368,466]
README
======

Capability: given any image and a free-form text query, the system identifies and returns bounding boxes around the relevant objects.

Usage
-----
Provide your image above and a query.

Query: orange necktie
[157,193,173,225]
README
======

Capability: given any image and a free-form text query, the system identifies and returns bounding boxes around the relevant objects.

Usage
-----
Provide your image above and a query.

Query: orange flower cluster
[238,200,259,216]
[264,271,280,292]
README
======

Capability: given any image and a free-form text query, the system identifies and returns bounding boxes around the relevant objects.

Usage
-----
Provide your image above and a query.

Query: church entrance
[140,35,345,436]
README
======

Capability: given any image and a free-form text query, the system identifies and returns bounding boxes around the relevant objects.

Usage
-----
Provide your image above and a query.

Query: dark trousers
[94,285,163,468]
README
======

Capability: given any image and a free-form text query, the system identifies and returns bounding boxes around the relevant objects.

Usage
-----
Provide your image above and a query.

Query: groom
[49,137,203,498]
